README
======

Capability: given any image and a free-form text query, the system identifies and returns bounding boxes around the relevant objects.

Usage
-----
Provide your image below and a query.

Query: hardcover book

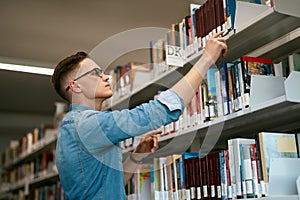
[240,56,274,108]
[240,56,274,90]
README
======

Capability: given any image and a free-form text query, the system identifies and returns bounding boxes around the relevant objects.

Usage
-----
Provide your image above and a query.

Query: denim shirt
[56,90,184,199]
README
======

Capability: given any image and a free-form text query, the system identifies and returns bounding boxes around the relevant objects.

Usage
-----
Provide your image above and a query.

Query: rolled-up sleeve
[156,89,184,112]
[76,89,184,153]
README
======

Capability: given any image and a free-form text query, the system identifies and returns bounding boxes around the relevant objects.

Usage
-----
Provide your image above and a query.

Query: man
[51,31,227,199]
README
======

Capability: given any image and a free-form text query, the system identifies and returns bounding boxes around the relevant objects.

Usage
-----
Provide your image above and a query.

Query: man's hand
[203,31,228,64]
[131,129,161,162]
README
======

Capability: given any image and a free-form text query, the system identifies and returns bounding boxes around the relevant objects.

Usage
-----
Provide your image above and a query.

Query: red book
[194,157,202,200]
[240,56,274,108]
[241,55,273,82]
[200,155,210,200]
[225,149,233,200]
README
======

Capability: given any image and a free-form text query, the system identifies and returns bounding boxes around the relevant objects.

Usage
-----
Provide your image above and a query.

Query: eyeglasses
[66,67,103,91]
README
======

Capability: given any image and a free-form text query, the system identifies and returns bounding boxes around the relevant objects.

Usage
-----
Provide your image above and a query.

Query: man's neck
[71,97,103,111]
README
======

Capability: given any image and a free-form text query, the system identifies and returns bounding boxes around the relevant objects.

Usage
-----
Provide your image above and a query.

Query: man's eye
[91,72,97,76]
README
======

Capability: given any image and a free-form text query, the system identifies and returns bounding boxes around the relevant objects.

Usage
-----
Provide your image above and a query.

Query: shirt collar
[69,104,95,111]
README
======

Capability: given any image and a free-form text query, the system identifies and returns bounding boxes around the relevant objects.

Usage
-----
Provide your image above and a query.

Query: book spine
[200,156,209,200]
[241,144,255,198]
[250,144,260,198]
[219,62,230,116]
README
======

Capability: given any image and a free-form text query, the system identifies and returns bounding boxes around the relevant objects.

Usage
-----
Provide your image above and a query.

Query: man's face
[75,58,113,100]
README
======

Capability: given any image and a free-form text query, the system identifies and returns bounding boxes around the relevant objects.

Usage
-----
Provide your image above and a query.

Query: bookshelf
[105,7,300,163]
[2,129,57,169]
[0,129,59,199]
[105,1,300,111]
[117,1,300,199]
[146,91,300,160]
[104,65,192,111]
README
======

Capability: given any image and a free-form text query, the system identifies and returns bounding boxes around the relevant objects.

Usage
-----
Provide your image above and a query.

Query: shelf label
[166,45,185,66]
[166,45,203,67]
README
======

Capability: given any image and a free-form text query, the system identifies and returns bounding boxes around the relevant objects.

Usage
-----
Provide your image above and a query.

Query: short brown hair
[51,51,88,101]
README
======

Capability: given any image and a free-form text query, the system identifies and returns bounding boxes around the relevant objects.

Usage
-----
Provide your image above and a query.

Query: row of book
[126,132,299,200]
[160,52,298,136]
[164,0,276,67]
[274,53,300,78]
[103,61,154,108]
[119,52,299,149]
[119,55,277,148]
[1,126,57,168]
[160,55,275,137]
[3,181,64,200]
[32,181,64,200]
[150,38,172,79]
[104,0,282,108]
[165,0,236,67]
[1,150,57,190]
[106,0,238,107]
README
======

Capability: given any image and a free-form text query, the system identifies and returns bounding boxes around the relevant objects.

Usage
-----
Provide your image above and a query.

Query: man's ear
[68,80,81,93]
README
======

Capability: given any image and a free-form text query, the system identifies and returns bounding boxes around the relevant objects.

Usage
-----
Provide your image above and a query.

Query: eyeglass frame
[65,67,103,91]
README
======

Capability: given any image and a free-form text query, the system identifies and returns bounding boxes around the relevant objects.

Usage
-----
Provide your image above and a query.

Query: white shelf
[144,94,300,159]
[247,27,300,62]
[249,196,298,200]
[103,64,192,110]
[224,1,300,62]
[105,1,300,112]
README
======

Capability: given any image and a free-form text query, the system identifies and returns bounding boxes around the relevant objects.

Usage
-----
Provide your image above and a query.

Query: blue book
[225,0,237,33]
[219,62,230,115]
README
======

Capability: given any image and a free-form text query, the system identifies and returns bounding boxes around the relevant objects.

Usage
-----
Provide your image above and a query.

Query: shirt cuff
[156,90,184,112]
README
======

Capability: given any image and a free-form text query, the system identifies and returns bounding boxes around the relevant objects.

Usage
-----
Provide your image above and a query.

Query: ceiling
[0,0,200,152]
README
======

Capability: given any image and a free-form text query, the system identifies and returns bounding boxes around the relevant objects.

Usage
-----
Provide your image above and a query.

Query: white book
[273,62,283,77]
[228,138,256,198]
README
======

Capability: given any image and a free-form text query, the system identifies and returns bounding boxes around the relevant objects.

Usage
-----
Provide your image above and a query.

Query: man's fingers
[212,30,225,38]
[144,129,162,137]
[151,136,158,152]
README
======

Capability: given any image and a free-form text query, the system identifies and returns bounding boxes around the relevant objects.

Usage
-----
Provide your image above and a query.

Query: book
[199,155,210,200]
[228,138,256,198]
[193,156,202,200]
[224,0,237,34]
[288,53,300,72]
[249,143,261,198]
[214,70,224,118]
[227,63,235,113]
[219,62,231,116]
[129,62,152,92]
[206,68,219,120]
[257,132,298,184]
[182,152,200,200]
[240,144,255,198]
[240,56,274,108]
[207,151,222,199]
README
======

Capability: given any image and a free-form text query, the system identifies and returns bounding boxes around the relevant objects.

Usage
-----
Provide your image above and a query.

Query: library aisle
[1,0,300,199]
